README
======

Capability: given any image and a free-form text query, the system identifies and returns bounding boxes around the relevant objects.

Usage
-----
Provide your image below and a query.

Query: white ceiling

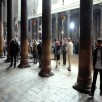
[37,0,102,16]
[18,0,102,20]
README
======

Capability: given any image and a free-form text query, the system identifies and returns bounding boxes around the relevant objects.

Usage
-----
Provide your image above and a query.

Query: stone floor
[0,54,101,102]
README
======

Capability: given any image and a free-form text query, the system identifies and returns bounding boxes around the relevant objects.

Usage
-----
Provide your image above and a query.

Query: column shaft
[67,11,71,37]
[39,0,54,77]
[32,19,35,40]
[67,11,70,38]
[36,18,39,41]
[52,14,58,40]
[73,0,93,93]
[100,4,102,38]
[18,0,30,68]
[30,19,32,41]
[55,14,58,40]
[0,2,4,57]
[6,0,13,62]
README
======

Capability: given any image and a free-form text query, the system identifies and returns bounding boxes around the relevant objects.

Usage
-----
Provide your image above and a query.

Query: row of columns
[0,0,101,93]
[51,5,102,41]
[28,4,101,42]
[52,11,71,41]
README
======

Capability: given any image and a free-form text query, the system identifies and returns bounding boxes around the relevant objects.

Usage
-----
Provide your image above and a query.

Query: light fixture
[70,22,75,30]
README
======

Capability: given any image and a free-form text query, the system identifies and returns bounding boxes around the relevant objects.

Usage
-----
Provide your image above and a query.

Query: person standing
[89,38,102,97]
[3,39,7,56]
[9,39,20,68]
[67,38,73,71]
[53,39,57,60]
[33,40,38,64]
[37,41,42,68]
[55,41,61,68]
[15,38,20,62]
[62,38,67,65]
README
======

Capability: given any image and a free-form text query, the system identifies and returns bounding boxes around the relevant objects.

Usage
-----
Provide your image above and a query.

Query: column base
[73,83,91,94]
[39,70,54,77]
[18,63,31,68]
[0,56,5,58]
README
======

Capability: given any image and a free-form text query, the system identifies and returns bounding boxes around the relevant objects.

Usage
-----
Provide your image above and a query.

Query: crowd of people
[28,37,102,98]
[2,37,102,98]
[3,37,76,69]
[52,38,74,70]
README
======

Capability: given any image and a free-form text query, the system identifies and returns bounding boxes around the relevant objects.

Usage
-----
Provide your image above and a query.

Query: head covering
[97,38,102,43]
[68,38,71,42]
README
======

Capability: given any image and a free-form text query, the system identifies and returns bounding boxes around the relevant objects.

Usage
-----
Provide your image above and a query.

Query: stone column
[52,14,58,40]
[39,0,54,77]
[33,19,36,40]
[73,0,93,93]
[29,19,32,41]
[18,0,30,68]
[64,11,70,38]
[35,18,37,40]
[52,16,54,41]
[6,0,13,62]
[32,19,35,40]
[0,1,4,57]
[55,13,58,40]
[36,18,39,41]
[100,4,102,38]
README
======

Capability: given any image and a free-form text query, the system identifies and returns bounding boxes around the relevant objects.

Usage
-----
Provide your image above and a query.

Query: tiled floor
[0,54,101,102]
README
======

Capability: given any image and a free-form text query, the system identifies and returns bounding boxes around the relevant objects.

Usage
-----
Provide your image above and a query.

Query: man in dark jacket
[89,38,102,97]
[9,39,20,68]
[37,41,42,68]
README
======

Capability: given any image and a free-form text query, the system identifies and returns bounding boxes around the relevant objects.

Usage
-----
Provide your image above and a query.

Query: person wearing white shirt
[67,38,73,71]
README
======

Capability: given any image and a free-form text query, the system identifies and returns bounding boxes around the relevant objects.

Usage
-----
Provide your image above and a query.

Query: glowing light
[70,22,75,29]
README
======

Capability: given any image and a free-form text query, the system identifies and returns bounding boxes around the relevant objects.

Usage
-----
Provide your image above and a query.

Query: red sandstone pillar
[18,0,30,68]
[39,0,54,77]
[6,0,13,62]
[73,0,93,93]
[67,11,71,38]
[36,18,39,41]
[100,4,102,38]
[0,1,4,58]
[55,14,58,40]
